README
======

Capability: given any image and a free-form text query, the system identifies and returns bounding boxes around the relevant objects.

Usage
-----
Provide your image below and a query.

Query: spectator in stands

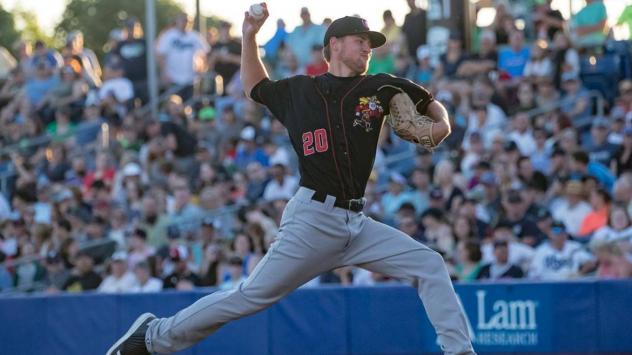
[591,204,632,246]
[585,118,620,168]
[381,10,403,54]
[533,0,565,41]
[199,243,222,287]
[62,251,102,292]
[157,12,209,100]
[592,241,632,278]
[420,208,454,256]
[111,18,147,101]
[235,126,268,170]
[285,7,325,69]
[130,260,163,292]
[208,21,242,87]
[263,163,298,202]
[457,30,497,78]
[498,189,541,247]
[578,188,611,239]
[407,45,434,85]
[523,40,553,81]
[163,245,200,290]
[402,0,427,60]
[482,222,534,271]
[14,242,45,292]
[127,228,155,269]
[305,45,328,76]
[508,112,537,156]
[168,176,203,233]
[219,255,247,290]
[398,215,424,242]
[498,30,529,82]
[477,240,525,280]
[368,41,395,75]
[381,172,415,221]
[570,0,608,49]
[28,41,62,75]
[529,222,595,280]
[453,240,483,281]
[262,19,288,66]
[569,150,615,192]
[98,251,136,293]
[436,34,466,79]
[25,59,60,110]
[559,73,591,125]
[65,30,102,88]
[550,32,580,89]
[98,62,134,108]
[551,180,592,237]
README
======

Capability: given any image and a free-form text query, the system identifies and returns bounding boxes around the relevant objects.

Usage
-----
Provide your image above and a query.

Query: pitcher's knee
[413,249,448,275]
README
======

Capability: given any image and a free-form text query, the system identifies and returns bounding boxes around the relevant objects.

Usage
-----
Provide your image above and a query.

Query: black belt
[310,190,365,212]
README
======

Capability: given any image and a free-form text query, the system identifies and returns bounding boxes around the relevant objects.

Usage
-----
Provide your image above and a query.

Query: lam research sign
[458,284,553,352]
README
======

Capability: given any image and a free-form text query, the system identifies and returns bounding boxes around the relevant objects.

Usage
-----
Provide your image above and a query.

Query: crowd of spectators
[0,0,631,295]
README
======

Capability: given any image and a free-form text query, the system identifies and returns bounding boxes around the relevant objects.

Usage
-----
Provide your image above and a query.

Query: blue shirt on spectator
[498,47,530,79]
[25,75,60,106]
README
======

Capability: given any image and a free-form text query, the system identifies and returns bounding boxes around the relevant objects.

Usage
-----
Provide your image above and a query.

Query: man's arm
[241,3,270,99]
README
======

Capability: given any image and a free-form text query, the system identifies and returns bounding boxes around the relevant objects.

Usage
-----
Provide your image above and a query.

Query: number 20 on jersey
[302,128,329,156]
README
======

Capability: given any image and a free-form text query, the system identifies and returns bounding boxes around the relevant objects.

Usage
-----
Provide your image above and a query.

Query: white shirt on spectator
[508,130,537,156]
[99,77,134,103]
[551,199,592,236]
[157,28,209,85]
[482,241,534,270]
[98,272,137,293]
[591,226,632,245]
[130,277,163,293]
[528,240,593,280]
[523,58,553,78]
[466,103,506,148]
[263,175,299,202]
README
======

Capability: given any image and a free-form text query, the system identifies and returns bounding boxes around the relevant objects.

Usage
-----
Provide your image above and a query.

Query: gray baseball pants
[145,187,475,355]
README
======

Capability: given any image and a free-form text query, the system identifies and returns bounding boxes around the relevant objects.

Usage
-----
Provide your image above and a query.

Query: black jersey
[251,72,433,200]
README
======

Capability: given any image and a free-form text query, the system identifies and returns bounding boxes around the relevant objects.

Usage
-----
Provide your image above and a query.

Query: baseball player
[107,4,475,355]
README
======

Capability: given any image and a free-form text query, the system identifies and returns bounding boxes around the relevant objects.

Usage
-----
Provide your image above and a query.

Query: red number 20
[302,128,328,156]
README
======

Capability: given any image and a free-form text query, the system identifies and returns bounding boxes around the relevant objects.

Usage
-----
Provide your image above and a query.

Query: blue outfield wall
[0,280,631,355]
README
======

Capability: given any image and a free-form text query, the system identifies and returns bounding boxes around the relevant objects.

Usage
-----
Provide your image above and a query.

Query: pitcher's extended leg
[146,199,345,354]
[344,217,475,355]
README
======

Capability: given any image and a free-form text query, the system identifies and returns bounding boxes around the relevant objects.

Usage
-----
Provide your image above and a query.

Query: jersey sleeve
[250,77,292,124]
[376,74,435,115]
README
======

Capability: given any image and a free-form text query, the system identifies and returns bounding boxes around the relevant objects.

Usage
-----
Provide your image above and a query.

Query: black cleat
[106,312,155,355]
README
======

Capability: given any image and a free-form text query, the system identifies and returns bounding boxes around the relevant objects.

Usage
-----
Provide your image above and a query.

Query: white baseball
[249,3,265,20]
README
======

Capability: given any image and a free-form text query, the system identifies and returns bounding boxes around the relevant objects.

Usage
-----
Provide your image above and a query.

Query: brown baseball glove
[387,92,442,151]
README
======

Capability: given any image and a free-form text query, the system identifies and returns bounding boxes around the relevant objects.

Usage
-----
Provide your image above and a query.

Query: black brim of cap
[366,31,387,48]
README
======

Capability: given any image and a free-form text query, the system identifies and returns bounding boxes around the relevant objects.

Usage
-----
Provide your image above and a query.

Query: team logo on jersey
[353,96,383,132]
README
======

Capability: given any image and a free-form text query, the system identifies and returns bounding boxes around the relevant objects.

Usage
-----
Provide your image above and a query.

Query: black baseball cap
[323,16,386,48]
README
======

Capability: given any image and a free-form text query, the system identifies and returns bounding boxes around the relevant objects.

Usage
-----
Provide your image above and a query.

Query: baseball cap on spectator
[240,126,256,141]
[323,16,386,48]
[198,106,216,121]
[169,245,188,261]
[504,140,519,152]
[535,207,552,221]
[111,251,128,262]
[494,220,513,232]
[416,45,430,61]
[122,162,142,177]
[167,225,181,239]
[132,228,147,240]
